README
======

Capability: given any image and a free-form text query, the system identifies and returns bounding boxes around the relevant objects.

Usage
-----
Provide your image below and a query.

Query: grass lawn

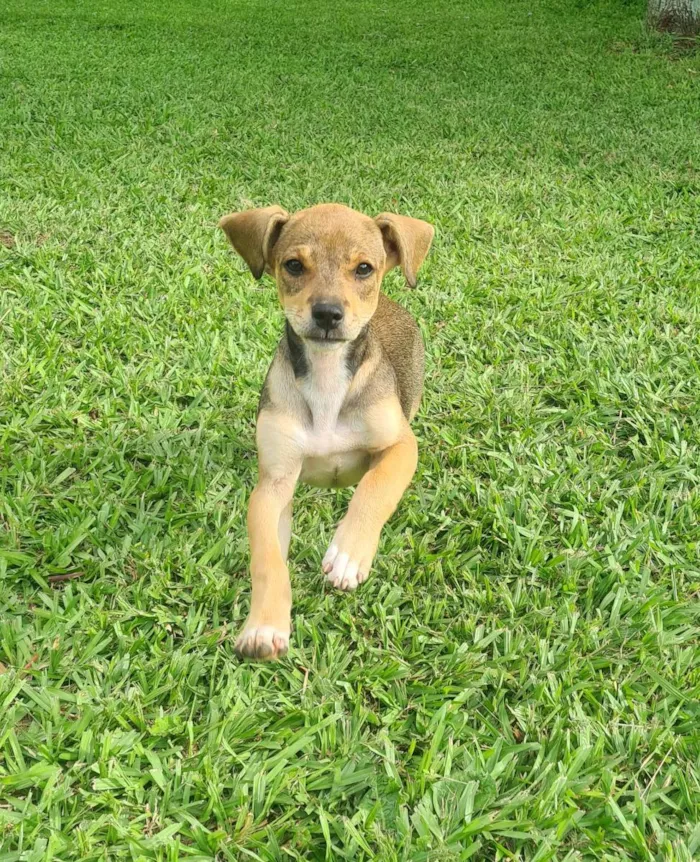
[1,0,699,858]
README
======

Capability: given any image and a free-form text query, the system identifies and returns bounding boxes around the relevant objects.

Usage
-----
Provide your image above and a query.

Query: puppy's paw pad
[235,625,289,660]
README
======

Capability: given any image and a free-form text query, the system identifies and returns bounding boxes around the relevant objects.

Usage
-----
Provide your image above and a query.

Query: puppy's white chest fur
[298,346,369,487]
[299,347,354,455]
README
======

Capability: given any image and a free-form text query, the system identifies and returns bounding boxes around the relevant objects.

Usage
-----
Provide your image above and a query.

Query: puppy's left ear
[375,213,434,288]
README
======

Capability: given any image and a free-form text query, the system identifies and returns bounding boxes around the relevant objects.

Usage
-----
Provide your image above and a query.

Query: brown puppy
[219,203,434,660]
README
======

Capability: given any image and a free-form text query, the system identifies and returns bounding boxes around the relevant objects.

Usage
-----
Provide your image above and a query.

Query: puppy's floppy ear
[375,213,434,288]
[218,205,289,279]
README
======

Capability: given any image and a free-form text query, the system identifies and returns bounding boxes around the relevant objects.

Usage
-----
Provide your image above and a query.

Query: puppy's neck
[286,323,369,430]
[305,347,349,432]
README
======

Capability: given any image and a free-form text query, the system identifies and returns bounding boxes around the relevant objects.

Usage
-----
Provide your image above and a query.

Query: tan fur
[219,203,434,659]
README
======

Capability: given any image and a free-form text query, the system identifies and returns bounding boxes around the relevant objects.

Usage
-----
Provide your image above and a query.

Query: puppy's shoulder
[257,334,305,418]
[368,293,424,420]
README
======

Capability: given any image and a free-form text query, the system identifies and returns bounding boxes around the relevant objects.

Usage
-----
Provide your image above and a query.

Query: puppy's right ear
[218,206,289,279]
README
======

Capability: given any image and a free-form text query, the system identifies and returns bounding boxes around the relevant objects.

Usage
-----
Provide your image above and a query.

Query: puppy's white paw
[235,623,289,660]
[322,541,372,591]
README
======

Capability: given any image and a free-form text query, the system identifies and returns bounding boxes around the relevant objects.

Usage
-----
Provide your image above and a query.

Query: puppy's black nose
[311,302,344,332]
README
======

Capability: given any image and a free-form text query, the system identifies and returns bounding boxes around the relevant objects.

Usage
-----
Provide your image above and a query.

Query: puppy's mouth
[303,323,349,343]
[306,333,346,343]
[285,315,353,344]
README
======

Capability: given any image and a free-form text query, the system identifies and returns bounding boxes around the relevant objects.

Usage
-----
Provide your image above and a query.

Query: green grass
[1,0,699,857]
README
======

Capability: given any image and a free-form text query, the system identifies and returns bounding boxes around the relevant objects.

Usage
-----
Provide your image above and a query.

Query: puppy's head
[219,203,433,345]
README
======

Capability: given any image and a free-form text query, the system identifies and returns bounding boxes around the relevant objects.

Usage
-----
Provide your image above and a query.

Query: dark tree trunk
[648,0,700,35]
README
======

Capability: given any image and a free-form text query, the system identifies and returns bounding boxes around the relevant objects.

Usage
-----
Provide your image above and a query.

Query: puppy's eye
[356,262,373,278]
[284,259,304,276]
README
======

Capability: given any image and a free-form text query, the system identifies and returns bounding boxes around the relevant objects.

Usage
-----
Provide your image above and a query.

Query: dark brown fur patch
[284,320,309,378]
[345,324,370,377]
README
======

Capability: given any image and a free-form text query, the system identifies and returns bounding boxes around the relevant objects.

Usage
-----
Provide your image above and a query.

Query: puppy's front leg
[324,428,418,591]
[236,414,302,660]
[236,474,297,659]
